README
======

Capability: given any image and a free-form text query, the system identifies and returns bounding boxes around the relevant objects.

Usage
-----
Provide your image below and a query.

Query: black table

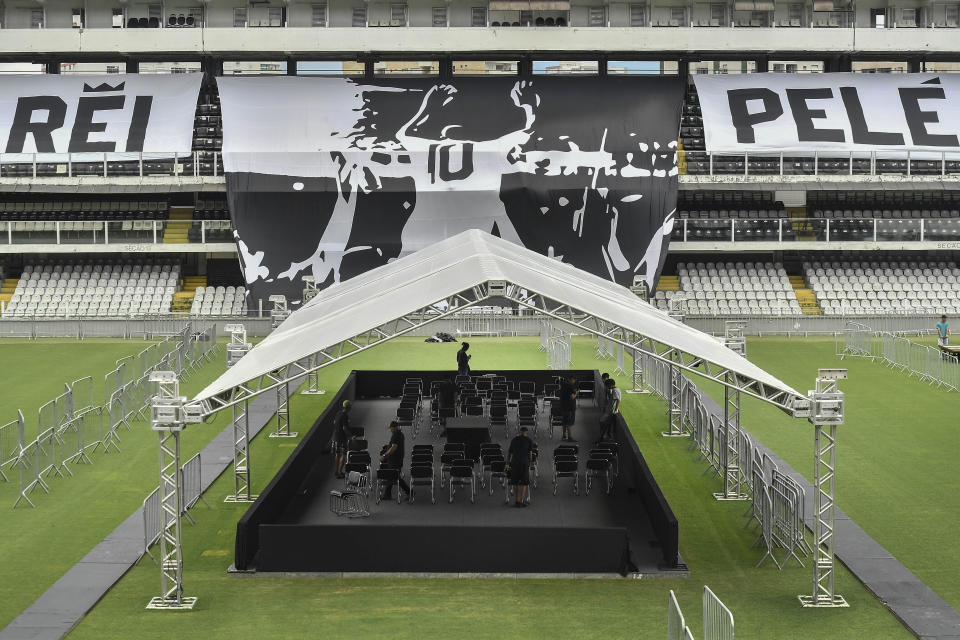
[444,415,491,459]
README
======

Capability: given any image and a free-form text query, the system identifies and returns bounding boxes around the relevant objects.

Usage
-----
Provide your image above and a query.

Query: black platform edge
[237,369,682,574]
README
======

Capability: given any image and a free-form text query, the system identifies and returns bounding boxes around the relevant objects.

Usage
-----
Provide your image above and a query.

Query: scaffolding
[224,323,252,369]
[269,368,297,439]
[145,371,196,611]
[269,295,290,329]
[223,397,256,503]
[799,369,849,608]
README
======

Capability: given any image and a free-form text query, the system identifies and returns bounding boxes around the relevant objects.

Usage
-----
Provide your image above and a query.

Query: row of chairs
[552,443,620,497]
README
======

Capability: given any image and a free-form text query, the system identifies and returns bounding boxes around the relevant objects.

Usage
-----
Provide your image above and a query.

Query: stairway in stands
[658,275,681,291]
[790,275,822,315]
[171,275,206,313]
[162,207,193,244]
[786,206,817,241]
[0,277,16,314]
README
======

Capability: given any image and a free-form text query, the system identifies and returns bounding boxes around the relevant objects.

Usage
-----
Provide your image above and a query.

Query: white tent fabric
[194,230,801,402]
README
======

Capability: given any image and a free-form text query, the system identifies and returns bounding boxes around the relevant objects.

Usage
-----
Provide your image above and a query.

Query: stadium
[1,5,959,639]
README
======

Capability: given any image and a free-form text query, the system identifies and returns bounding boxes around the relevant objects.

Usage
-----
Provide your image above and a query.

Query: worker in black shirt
[507,426,534,507]
[333,400,354,479]
[456,342,471,375]
[379,420,411,501]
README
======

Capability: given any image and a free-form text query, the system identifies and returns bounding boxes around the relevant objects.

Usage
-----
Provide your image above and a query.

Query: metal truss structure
[187,281,809,420]
[723,321,749,357]
[714,371,748,501]
[301,354,325,396]
[269,371,297,439]
[146,372,196,611]
[662,363,685,437]
[223,398,257,503]
[799,370,849,608]
[170,275,848,610]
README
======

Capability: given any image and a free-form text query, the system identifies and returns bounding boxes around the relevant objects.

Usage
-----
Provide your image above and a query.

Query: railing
[682,150,960,177]
[838,321,959,391]
[10,322,222,508]
[0,218,233,246]
[673,217,960,246]
[0,151,221,179]
[0,315,273,338]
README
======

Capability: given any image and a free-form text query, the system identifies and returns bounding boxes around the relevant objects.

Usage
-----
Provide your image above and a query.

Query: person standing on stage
[457,342,472,375]
[379,420,411,501]
[599,378,621,441]
[937,314,949,347]
[560,376,578,442]
[507,426,534,507]
[333,400,355,479]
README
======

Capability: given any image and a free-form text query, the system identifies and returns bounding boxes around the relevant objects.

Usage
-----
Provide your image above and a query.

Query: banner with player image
[217,75,684,305]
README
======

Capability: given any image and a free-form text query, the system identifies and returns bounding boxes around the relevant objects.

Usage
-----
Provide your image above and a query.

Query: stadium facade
[0,9,958,322]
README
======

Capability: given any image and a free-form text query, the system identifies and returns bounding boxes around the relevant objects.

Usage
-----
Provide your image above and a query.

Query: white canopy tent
[192,229,803,411]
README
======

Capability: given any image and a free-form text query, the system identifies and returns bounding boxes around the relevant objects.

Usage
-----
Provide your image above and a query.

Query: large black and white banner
[218,76,683,304]
[0,74,201,161]
[695,73,960,156]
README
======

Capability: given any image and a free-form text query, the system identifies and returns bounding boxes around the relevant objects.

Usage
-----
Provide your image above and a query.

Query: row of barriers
[3,322,221,508]
[541,322,573,370]
[837,321,959,391]
[667,587,735,640]
[634,347,813,575]
[142,453,210,563]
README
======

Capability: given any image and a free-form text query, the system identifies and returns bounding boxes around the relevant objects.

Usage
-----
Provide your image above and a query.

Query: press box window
[391,3,407,25]
[72,8,84,27]
[233,7,247,26]
[670,6,686,24]
[471,6,487,25]
[629,3,645,25]
[311,3,327,25]
[112,7,124,26]
[432,6,447,26]
[352,6,367,26]
[588,6,605,25]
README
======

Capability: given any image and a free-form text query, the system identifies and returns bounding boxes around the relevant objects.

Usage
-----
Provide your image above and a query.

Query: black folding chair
[585,455,613,496]
[448,464,476,504]
[518,400,537,437]
[489,402,508,437]
[375,467,401,505]
[440,452,464,487]
[488,460,510,501]
[553,458,580,496]
[408,464,435,504]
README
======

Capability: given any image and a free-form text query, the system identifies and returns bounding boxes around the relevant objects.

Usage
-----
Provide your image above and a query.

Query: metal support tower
[627,345,651,395]
[301,353,325,395]
[799,369,849,608]
[269,295,290,329]
[714,371,748,500]
[146,371,196,611]
[301,275,319,304]
[723,320,748,357]
[270,369,297,438]
[224,398,257,503]
[661,363,685,436]
[224,323,251,369]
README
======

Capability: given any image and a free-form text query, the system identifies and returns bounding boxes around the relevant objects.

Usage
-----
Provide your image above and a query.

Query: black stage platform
[236,370,680,576]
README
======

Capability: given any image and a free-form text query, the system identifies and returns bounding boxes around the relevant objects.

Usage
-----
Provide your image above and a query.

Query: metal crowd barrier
[0,412,25,483]
[839,321,959,391]
[11,324,211,508]
[667,590,690,640]
[702,586,735,640]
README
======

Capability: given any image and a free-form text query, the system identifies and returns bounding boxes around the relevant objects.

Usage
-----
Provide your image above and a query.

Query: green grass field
[0,335,953,639]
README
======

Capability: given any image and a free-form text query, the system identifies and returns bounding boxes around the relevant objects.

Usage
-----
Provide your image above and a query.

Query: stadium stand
[190,285,246,316]
[1,261,180,318]
[804,261,960,316]
[653,261,803,316]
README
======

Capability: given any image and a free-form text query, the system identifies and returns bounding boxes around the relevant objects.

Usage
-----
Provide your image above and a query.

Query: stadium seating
[804,261,960,316]
[1,261,180,318]
[190,285,246,316]
[653,261,802,316]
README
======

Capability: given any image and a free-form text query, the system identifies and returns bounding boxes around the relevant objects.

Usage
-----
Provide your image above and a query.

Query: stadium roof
[193,230,803,410]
